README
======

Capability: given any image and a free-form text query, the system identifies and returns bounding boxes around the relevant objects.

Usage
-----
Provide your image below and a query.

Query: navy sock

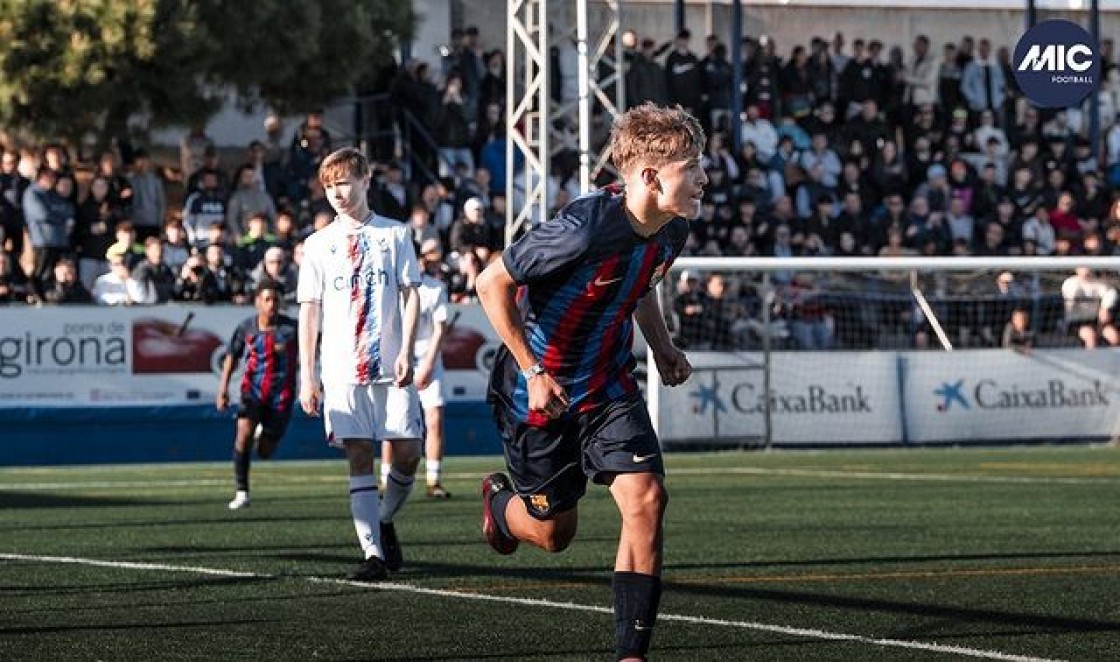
[613,571,662,661]
[491,489,514,538]
[233,450,250,492]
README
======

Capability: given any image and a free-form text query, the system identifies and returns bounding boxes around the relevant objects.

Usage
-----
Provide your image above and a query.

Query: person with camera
[173,252,220,304]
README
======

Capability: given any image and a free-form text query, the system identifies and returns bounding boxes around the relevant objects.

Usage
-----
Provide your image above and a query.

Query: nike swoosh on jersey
[632,453,658,463]
[594,276,623,287]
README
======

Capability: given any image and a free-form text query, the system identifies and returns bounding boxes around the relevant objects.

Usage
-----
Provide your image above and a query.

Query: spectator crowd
[3,24,1120,351]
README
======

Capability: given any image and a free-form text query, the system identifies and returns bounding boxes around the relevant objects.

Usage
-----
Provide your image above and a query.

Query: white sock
[379,461,391,488]
[380,466,415,524]
[426,459,441,486]
[349,475,382,560]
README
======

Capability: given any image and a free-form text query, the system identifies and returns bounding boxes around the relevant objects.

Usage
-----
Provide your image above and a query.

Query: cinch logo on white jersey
[332,269,389,291]
[1012,19,1099,108]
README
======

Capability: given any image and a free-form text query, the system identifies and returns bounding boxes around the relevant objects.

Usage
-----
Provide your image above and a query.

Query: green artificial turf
[1,446,1118,660]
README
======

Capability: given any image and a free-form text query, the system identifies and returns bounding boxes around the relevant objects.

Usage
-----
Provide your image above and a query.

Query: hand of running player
[215,391,230,411]
[656,347,692,387]
[528,372,569,420]
[300,379,321,416]
[394,352,414,388]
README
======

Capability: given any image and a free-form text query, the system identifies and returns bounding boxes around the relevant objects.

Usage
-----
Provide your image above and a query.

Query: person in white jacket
[1061,267,1120,348]
[902,35,940,108]
[93,245,147,306]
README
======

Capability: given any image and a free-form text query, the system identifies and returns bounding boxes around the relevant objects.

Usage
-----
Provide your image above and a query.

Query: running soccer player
[217,280,298,510]
[477,103,703,661]
[297,147,424,582]
[382,237,453,498]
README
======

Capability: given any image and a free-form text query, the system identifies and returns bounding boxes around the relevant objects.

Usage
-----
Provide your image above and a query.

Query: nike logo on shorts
[632,453,658,463]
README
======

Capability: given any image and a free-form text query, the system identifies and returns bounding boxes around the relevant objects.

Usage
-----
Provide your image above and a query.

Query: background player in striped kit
[297,148,424,582]
[477,103,704,661]
[216,280,298,510]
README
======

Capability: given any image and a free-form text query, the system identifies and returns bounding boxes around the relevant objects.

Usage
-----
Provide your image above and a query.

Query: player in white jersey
[382,237,452,498]
[297,148,423,582]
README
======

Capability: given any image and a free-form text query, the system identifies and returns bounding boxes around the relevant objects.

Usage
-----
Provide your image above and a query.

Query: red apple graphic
[441,326,488,370]
[132,314,223,374]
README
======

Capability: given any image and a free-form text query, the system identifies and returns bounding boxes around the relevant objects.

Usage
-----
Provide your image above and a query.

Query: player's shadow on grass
[0,512,347,533]
[143,542,355,556]
[0,491,169,509]
[389,559,621,582]
[373,558,1120,635]
[2,575,271,601]
[663,581,1120,634]
[664,548,1120,571]
[1,617,276,637]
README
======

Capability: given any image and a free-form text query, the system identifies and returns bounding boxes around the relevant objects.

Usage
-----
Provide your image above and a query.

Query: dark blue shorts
[491,392,664,520]
[236,398,293,439]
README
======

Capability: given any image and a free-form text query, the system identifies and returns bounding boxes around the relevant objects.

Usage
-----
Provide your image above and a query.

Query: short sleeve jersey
[491,189,688,425]
[227,313,299,411]
[414,272,450,361]
[297,214,420,386]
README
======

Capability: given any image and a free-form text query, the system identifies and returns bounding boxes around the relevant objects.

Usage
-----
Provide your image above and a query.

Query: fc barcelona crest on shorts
[530,493,550,514]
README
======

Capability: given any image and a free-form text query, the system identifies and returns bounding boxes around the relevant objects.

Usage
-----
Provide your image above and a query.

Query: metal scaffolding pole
[506,0,549,247]
[506,0,623,244]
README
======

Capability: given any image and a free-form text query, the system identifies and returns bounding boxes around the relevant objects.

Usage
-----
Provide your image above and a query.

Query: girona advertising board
[0,304,498,407]
[902,349,1120,443]
[651,352,903,445]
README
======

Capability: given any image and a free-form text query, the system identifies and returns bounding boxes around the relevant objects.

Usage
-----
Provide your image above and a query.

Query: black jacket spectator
[664,36,704,113]
[625,40,668,108]
[43,259,92,305]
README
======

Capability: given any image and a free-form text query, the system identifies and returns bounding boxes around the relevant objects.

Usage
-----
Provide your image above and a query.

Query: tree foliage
[0,0,413,142]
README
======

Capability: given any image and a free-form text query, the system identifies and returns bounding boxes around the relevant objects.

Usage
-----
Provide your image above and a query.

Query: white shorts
[417,363,446,409]
[323,382,423,447]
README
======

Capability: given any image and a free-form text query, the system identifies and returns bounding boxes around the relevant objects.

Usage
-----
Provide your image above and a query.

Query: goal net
[648,256,1120,449]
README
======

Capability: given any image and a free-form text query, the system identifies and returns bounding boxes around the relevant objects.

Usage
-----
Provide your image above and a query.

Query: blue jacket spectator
[960,39,1006,114]
[23,169,68,250]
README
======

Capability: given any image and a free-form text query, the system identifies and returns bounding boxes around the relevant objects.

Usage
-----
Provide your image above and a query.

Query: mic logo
[1013,19,1099,108]
[1016,44,1093,72]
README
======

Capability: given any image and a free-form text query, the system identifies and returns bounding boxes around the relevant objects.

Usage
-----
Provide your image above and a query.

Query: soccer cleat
[348,555,388,582]
[426,483,452,499]
[481,473,519,555]
[227,491,250,510]
[380,521,403,571]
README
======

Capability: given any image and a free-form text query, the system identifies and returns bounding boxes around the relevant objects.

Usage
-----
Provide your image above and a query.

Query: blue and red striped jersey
[228,314,299,411]
[489,189,688,426]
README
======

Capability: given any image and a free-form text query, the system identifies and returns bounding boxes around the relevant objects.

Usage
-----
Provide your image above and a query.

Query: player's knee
[256,434,279,459]
[619,480,668,522]
[346,442,376,474]
[388,439,421,472]
[541,519,577,553]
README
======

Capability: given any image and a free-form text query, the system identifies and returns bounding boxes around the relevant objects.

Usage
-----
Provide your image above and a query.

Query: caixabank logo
[934,378,1109,412]
[1013,19,1100,108]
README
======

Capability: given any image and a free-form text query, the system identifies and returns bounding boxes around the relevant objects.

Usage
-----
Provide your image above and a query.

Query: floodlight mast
[505,0,624,246]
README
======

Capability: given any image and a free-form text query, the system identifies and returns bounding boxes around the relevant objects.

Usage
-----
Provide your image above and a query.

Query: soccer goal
[649,255,1120,449]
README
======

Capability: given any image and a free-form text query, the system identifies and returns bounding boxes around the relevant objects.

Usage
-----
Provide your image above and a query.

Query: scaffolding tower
[505,0,624,245]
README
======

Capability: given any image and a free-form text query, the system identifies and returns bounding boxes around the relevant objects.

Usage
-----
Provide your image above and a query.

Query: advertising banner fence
[0,304,499,407]
[651,349,1120,446]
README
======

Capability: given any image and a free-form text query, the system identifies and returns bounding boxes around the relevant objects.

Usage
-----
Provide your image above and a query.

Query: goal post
[649,255,1120,449]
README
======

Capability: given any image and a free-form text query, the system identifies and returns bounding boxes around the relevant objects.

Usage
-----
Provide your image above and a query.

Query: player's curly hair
[318,147,370,185]
[609,103,705,175]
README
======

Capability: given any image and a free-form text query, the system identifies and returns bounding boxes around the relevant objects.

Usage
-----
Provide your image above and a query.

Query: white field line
[1,466,1114,492]
[669,466,1118,485]
[0,552,1065,662]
